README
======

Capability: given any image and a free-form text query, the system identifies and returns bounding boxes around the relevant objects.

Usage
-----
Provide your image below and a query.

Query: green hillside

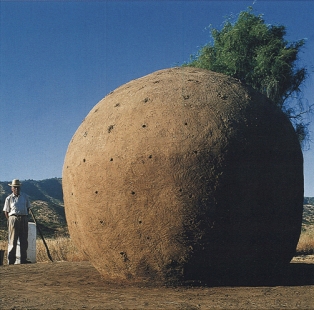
[0,178,66,238]
[0,178,313,240]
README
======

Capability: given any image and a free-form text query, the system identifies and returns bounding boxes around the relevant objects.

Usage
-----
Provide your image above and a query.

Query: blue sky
[0,1,313,196]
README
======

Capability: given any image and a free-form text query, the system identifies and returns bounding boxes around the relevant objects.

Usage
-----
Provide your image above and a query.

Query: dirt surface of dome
[62,67,303,285]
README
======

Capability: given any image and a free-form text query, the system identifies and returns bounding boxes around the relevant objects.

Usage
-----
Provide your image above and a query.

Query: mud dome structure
[63,67,303,284]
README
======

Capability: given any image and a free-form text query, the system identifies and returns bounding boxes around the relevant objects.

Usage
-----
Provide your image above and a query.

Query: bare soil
[1,257,313,309]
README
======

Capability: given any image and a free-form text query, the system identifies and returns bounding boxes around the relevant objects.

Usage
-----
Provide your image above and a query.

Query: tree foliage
[185,8,311,146]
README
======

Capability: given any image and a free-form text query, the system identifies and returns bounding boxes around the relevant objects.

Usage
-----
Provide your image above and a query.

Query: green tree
[185,7,312,146]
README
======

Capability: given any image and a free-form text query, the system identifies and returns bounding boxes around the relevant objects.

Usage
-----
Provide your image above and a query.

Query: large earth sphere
[63,67,303,284]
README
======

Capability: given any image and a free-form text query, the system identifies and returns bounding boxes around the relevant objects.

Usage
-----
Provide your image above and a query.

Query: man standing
[3,179,31,264]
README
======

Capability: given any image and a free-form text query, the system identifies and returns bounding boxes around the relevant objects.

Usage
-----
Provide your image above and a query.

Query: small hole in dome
[108,125,114,133]
[142,124,147,128]
[110,158,113,161]
[95,191,98,194]
[131,191,135,195]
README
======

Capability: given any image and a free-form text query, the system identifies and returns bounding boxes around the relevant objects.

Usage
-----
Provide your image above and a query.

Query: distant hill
[304,197,314,206]
[0,178,313,239]
[0,178,66,238]
[0,178,63,205]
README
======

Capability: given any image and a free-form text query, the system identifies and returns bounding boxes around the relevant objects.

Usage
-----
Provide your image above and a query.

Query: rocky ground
[0,256,313,309]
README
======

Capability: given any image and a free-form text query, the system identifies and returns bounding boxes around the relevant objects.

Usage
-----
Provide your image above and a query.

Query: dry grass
[296,227,314,255]
[38,232,314,262]
[36,237,88,263]
[0,237,88,265]
[1,230,313,266]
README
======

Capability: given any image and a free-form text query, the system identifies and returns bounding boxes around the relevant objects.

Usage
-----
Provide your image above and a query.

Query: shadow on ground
[181,262,314,287]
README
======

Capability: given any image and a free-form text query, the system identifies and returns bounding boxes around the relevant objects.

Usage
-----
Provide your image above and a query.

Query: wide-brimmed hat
[8,179,22,187]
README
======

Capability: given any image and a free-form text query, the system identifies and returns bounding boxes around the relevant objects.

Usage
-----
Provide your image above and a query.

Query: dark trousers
[8,215,28,264]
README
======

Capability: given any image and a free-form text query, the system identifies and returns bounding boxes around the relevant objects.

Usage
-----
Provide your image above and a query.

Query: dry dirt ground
[1,256,314,309]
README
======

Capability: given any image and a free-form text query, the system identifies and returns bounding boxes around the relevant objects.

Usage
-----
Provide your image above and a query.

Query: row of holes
[82,122,190,138]
[82,150,200,164]
[106,121,189,134]
[93,189,193,198]
[82,154,153,163]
